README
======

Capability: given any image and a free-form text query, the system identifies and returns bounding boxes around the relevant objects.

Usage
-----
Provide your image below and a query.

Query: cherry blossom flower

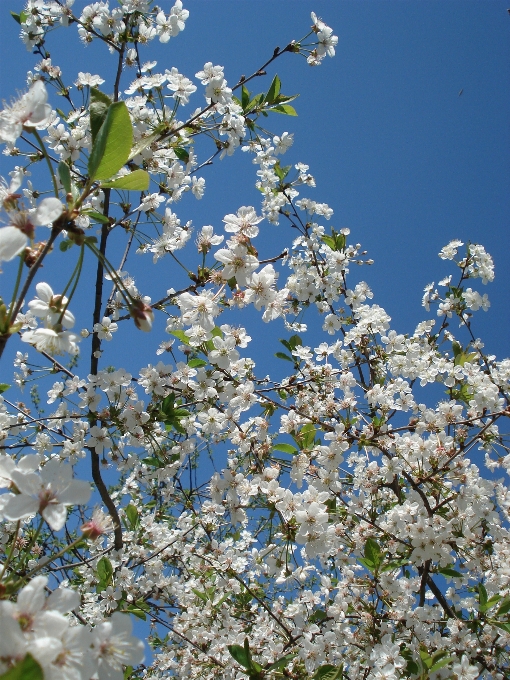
[0,80,53,144]
[28,282,75,329]
[21,328,80,355]
[89,612,145,680]
[94,316,119,340]
[2,459,91,531]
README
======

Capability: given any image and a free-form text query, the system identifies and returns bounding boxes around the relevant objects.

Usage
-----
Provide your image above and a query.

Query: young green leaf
[228,639,253,670]
[0,655,43,680]
[58,161,72,195]
[188,358,207,368]
[241,84,250,110]
[174,147,190,163]
[88,101,133,181]
[100,169,150,191]
[265,74,281,104]
[170,330,190,345]
[271,104,298,116]
[264,653,297,672]
[275,351,293,362]
[82,210,111,224]
[125,504,139,529]
[364,538,383,569]
[478,583,488,611]
[495,597,510,617]
[272,443,299,455]
[312,665,343,680]
[438,567,463,578]
[89,88,112,143]
[97,556,114,588]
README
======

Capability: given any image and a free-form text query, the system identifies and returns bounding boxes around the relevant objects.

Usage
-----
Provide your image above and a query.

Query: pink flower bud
[129,300,154,332]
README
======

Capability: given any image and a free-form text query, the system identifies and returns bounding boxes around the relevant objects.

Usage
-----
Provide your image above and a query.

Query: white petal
[2,493,38,521]
[17,575,48,615]
[42,503,67,531]
[31,636,63,666]
[0,615,27,659]
[57,479,92,506]
[35,281,54,302]
[34,197,63,226]
[0,226,26,262]
[46,587,80,614]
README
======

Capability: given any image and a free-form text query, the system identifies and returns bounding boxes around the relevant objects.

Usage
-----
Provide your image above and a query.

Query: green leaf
[405,660,420,675]
[247,93,265,112]
[364,538,383,569]
[265,653,296,672]
[59,240,74,252]
[274,92,300,105]
[188,358,207,368]
[478,583,488,611]
[174,147,189,163]
[275,351,293,362]
[452,341,462,358]
[481,593,501,613]
[265,74,281,104]
[88,101,133,181]
[288,334,303,350]
[125,604,146,621]
[97,556,113,588]
[495,597,510,616]
[0,384,10,394]
[429,656,453,673]
[127,123,167,161]
[143,456,163,468]
[170,330,190,345]
[438,567,463,578]
[380,558,409,572]
[358,557,376,572]
[192,588,209,602]
[10,10,28,25]
[100,169,150,191]
[273,162,291,181]
[83,210,111,224]
[270,104,298,116]
[272,443,298,455]
[241,84,250,110]
[89,88,112,143]
[308,608,328,624]
[228,639,253,670]
[58,161,72,194]
[312,665,343,680]
[491,621,510,633]
[0,654,43,680]
[300,423,317,449]
[125,504,139,529]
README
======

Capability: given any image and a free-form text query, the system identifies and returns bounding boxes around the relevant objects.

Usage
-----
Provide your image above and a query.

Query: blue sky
[0,0,508,377]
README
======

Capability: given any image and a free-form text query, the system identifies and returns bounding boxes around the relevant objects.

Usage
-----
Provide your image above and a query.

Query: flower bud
[129,300,154,332]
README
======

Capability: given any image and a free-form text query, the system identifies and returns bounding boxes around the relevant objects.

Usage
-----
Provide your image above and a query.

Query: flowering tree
[0,2,508,680]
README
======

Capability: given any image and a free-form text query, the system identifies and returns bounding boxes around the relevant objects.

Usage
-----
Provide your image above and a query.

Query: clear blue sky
[0,0,508,373]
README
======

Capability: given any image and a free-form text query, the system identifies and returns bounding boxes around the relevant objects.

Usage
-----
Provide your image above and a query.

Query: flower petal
[34,197,63,226]
[0,226,27,262]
